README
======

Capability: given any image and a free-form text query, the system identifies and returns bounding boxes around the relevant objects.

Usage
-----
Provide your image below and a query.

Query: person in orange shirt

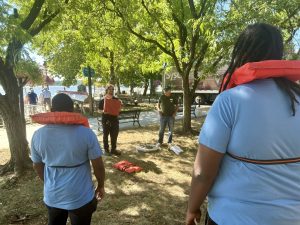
[98,84,122,156]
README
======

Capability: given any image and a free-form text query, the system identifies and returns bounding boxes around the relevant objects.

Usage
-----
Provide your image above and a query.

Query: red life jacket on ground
[113,160,143,173]
[222,60,300,90]
[31,112,90,128]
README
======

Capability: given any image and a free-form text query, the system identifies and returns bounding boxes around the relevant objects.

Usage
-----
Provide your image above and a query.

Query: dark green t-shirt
[159,94,178,116]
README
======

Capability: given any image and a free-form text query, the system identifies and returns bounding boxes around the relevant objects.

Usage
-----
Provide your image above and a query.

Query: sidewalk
[0,106,210,150]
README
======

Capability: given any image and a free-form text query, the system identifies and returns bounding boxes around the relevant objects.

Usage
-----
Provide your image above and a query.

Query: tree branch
[198,0,208,18]
[141,0,176,54]
[171,9,187,50]
[188,0,197,18]
[29,10,60,36]
[185,26,200,73]
[20,77,29,87]
[285,29,298,44]
[20,0,45,31]
[280,6,300,27]
[191,42,209,94]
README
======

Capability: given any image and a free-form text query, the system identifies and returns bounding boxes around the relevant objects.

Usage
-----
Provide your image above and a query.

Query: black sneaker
[111,150,121,156]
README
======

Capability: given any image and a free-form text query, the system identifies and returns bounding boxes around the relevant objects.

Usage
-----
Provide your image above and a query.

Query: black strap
[227,152,300,165]
[47,161,88,168]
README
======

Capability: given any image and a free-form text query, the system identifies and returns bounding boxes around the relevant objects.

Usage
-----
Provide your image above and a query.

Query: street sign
[83,67,95,77]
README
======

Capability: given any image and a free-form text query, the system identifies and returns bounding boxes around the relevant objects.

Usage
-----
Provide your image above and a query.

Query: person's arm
[157,97,162,112]
[98,99,104,113]
[172,98,179,117]
[185,144,224,225]
[91,157,105,201]
[33,162,45,182]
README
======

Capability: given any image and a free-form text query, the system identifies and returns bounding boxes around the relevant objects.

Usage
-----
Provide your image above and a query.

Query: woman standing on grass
[186,23,300,225]
[98,84,122,156]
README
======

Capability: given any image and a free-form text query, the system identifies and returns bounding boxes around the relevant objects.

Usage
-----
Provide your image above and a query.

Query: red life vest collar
[31,112,90,128]
[223,60,300,90]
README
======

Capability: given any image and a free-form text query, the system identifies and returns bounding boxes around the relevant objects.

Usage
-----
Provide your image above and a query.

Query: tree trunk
[182,73,193,132]
[0,61,31,175]
[116,79,121,94]
[0,93,31,175]
[87,67,93,116]
[150,78,155,96]
[143,78,149,96]
[18,84,27,138]
[109,51,115,85]
[130,83,134,95]
[18,77,27,128]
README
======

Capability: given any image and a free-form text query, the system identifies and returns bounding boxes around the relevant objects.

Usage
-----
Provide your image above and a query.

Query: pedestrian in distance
[27,88,38,105]
[186,23,300,225]
[98,84,122,156]
[41,87,52,111]
[27,88,38,114]
[31,93,105,225]
[156,86,179,149]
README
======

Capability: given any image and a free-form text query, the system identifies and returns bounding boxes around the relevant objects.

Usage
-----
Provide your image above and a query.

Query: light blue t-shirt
[31,124,102,210]
[199,79,300,225]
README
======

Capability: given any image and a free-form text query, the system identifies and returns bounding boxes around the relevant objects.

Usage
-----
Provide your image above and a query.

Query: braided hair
[220,23,300,116]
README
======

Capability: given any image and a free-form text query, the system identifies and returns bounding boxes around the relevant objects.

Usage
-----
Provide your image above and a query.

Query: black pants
[102,115,119,152]
[46,198,97,225]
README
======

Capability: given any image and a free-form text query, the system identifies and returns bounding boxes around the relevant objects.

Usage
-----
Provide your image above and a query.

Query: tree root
[0,159,32,176]
[0,160,14,176]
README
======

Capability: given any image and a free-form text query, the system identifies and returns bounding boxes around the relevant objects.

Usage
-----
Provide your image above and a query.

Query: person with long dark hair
[186,23,300,225]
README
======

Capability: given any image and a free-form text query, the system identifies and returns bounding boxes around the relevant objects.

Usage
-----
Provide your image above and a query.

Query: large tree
[101,0,300,132]
[0,0,69,174]
[28,0,300,133]
[33,1,164,91]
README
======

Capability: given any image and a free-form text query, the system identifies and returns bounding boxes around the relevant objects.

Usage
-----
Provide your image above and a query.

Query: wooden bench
[118,95,138,106]
[97,109,141,132]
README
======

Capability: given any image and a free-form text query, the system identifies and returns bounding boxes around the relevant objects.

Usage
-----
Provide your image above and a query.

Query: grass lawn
[0,119,207,225]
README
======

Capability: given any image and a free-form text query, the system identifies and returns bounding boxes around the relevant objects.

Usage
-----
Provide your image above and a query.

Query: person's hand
[185,209,201,225]
[95,185,105,201]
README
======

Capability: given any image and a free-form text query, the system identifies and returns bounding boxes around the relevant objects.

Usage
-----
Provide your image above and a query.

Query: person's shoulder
[225,79,271,98]
[76,125,94,132]
[32,125,47,138]
[76,126,97,139]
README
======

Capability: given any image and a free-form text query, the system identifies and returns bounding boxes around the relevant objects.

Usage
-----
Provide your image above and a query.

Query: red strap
[227,152,300,165]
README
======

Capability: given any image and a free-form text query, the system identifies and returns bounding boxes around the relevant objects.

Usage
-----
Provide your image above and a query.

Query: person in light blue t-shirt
[31,93,105,225]
[186,23,300,225]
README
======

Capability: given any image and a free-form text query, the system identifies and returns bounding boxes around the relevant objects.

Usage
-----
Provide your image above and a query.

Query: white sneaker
[168,143,174,149]
[155,143,161,148]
